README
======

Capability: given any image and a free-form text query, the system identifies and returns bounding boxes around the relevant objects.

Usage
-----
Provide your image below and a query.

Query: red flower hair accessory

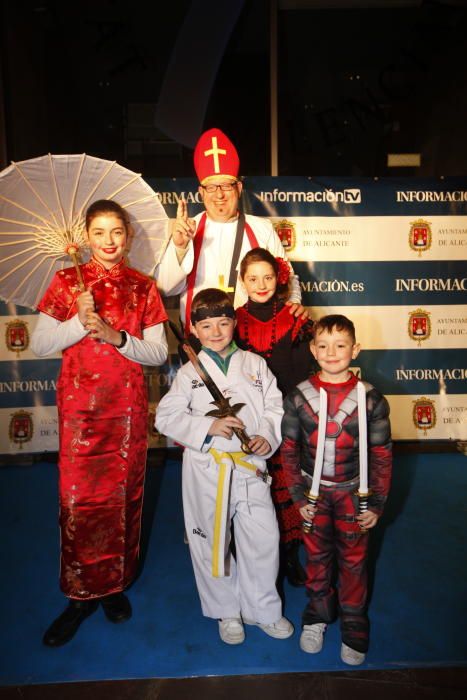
[276,257,290,285]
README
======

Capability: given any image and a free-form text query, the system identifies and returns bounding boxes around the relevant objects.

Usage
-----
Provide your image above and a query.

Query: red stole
[184,213,259,332]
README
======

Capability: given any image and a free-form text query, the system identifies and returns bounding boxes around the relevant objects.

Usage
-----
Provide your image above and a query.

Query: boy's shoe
[299,623,327,653]
[243,616,294,639]
[218,618,245,645]
[341,642,366,665]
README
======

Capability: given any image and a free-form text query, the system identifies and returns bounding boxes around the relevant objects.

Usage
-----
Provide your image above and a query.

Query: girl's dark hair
[85,199,128,232]
[313,314,356,343]
[239,247,289,300]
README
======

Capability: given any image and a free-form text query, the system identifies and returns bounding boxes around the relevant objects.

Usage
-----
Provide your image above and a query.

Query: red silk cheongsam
[37,258,167,599]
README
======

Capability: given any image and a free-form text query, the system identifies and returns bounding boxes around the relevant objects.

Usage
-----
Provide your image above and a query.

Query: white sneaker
[300,623,327,653]
[243,616,294,639]
[218,618,245,645]
[341,642,366,665]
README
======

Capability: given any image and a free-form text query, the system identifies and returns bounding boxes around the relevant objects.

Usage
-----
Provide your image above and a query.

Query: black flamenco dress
[236,296,315,546]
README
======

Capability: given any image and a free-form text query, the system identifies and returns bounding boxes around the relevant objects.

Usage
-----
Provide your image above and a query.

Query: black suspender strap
[227,212,246,301]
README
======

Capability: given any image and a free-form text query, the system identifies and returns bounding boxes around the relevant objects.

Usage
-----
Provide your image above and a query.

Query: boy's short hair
[190,288,235,325]
[313,314,356,343]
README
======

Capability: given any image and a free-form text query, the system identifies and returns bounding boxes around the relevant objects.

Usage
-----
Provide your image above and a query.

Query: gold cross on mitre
[218,275,234,294]
[204,136,226,174]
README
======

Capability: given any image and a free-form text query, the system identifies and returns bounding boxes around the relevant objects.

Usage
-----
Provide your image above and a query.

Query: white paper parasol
[0,153,169,309]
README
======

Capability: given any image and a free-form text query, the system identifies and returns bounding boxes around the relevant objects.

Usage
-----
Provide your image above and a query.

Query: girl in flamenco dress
[236,247,315,586]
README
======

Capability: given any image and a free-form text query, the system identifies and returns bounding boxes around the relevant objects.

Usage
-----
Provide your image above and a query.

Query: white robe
[155,348,284,622]
[155,212,301,324]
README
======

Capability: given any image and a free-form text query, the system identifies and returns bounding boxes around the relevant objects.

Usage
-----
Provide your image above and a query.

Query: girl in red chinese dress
[236,247,314,586]
[31,199,168,646]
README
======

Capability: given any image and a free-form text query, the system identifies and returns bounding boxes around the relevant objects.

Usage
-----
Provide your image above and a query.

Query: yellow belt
[209,448,270,578]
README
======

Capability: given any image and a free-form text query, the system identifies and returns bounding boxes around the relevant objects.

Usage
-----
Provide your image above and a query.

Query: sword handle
[233,427,253,454]
[356,489,370,534]
[302,488,318,534]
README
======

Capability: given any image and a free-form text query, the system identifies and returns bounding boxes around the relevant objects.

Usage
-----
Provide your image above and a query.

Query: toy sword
[168,322,252,454]
[356,381,370,531]
[303,387,327,533]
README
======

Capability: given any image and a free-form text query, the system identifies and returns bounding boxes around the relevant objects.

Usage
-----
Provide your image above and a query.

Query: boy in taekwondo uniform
[154,127,301,334]
[155,288,294,645]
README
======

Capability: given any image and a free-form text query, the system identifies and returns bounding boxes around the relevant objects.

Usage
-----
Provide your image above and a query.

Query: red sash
[184,213,259,333]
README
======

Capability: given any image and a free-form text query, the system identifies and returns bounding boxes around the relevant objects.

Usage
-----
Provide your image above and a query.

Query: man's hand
[356,510,379,530]
[247,435,271,456]
[76,290,95,326]
[207,415,245,439]
[172,198,196,249]
[285,301,310,320]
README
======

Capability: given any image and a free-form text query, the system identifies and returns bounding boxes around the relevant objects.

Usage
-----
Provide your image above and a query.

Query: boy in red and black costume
[281,314,392,665]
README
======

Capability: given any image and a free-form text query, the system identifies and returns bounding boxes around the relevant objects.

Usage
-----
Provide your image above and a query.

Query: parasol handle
[66,245,86,292]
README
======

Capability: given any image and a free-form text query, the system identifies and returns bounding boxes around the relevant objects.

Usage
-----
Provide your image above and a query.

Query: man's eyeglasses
[200,182,238,193]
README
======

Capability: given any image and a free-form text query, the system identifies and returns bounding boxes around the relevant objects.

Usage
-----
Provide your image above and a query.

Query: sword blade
[182,343,225,403]
[181,342,252,454]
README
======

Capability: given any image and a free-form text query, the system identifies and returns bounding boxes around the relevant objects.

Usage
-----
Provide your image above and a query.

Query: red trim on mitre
[194,128,239,184]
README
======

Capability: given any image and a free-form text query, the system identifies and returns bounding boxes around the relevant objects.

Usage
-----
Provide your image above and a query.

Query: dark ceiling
[1,0,467,177]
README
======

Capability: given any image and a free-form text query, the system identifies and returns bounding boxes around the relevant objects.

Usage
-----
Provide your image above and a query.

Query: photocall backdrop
[1,177,466,454]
